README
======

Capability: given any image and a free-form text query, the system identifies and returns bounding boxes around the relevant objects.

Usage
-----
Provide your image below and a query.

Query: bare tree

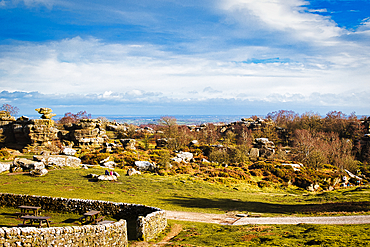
[1,104,19,116]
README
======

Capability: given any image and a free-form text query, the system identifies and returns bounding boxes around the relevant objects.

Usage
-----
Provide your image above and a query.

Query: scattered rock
[156,138,168,148]
[45,155,81,168]
[280,163,303,171]
[13,158,45,170]
[120,139,136,150]
[189,140,199,146]
[97,174,117,181]
[102,161,116,169]
[61,147,77,156]
[127,168,141,176]
[30,168,48,177]
[87,173,99,178]
[0,163,10,173]
[172,151,193,163]
[135,161,156,171]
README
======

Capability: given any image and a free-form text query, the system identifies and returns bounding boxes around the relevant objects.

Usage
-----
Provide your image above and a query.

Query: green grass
[146,220,370,246]
[0,206,117,228]
[0,167,369,217]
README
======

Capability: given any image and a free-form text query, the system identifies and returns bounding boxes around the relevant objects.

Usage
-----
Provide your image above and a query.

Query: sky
[0,0,369,117]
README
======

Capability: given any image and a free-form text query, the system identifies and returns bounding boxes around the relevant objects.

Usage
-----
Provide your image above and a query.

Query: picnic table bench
[79,210,105,224]
[17,205,41,217]
[19,215,51,228]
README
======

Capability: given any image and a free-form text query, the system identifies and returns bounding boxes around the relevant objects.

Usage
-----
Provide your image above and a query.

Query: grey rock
[30,168,48,177]
[135,161,156,171]
[97,175,117,181]
[127,168,141,176]
[0,163,10,173]
[62,147,77,156]
[102,161,116,169]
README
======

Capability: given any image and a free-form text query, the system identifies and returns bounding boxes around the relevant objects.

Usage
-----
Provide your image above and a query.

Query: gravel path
[166,211,370,225]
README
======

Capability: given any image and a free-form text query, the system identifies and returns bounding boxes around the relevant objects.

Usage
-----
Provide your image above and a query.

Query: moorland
[1,107,370,246]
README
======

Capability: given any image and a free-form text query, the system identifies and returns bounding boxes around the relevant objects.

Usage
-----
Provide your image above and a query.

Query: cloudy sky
[0,0,369,117]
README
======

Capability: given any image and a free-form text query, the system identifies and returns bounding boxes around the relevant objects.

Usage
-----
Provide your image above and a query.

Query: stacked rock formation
[251,138,276,159]
[13,108,59,147]
[0,111,16,144]
[62,119,108,147]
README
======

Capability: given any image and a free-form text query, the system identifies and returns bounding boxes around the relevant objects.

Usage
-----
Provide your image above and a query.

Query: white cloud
[0,30,369,114]
[219,0,343,43]
[203,87,222,94]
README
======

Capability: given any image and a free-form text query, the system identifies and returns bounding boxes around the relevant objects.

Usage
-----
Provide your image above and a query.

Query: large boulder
[135,161,156,171]
[38,155,82,168]
[101,161,116,169]
[0,162,10,173]
[177,151,193,162]
[30,168,48,177]
[13,158,45,170]
[249,148,259,159]
[97,174,117,181]
[61,147,77,156]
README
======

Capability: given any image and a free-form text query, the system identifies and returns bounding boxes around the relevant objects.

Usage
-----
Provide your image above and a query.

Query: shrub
[0,149,10,160]
[257,180,272,188]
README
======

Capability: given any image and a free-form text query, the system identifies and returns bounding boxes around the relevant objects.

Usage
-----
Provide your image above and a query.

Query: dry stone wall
[137,211,167,241]
[0,193,167,246]
[0,220,127,247]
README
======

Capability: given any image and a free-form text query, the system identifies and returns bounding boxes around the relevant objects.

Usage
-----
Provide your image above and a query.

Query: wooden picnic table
[80,210,104,224]
[20,215,51,228]
[18,205,41,217]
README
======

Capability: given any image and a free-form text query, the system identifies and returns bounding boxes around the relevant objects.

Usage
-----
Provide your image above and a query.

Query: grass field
[0,206,117,228]
[1,167,370,246]
[150,220,370,246]
[0,167,370,216]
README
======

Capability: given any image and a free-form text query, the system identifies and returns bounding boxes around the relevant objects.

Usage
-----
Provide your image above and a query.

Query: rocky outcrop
[0,111,16,144]
[120,139,136,150]
[62,119,108,147]
[253,138,275,159]
[35,107,56,119]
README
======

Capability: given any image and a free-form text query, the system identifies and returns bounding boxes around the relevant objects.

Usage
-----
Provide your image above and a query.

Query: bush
[80,153,110,165]
[257,180,272,188]
[0,149,10,160]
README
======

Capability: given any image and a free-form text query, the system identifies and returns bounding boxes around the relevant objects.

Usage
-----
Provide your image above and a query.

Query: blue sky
[0,0,369,117]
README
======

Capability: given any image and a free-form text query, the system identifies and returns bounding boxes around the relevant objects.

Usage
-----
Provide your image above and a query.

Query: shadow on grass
[163,196,370,214]
[61,218,80,224]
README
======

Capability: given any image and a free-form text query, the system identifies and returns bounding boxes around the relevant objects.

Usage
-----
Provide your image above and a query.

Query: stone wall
[137,211,167,241]
[0,220,127,247]
[0,193,167,246]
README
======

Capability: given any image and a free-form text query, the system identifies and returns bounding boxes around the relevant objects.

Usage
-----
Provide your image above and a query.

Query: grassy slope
[0,167,369,216]
[152,220,370,247]
[1,168,370,246]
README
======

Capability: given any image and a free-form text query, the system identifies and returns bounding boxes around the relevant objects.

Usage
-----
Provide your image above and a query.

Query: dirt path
[129,224,183,247]
[166,211,370,225]
[130,212,370,246]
